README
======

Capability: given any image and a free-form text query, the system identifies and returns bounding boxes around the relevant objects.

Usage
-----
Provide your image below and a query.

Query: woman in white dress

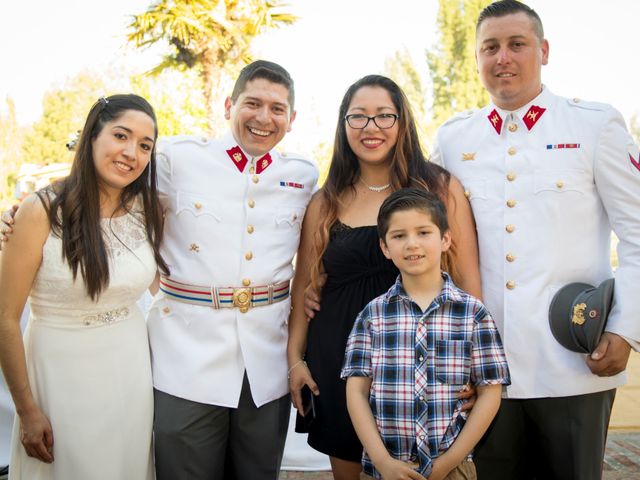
[0,94,168,479]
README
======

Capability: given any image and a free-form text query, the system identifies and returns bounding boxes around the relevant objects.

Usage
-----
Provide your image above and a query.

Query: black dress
[305,220,399,461]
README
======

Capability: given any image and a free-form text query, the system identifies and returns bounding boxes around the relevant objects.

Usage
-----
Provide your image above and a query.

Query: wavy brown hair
[310,75,458,291]
[37,94,169,300]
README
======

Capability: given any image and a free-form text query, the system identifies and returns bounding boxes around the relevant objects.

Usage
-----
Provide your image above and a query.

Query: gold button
[508,147,517,155]
[249,166,255,174]
[245,251,253,261]
[189,243,200,252]
[573,97,580,103]
[247,225,254,234]
[242,278,251,287]
[464,190,471,199]
[162,307,170,314]
[508,123,518,132]
[556,180,564,189]
[506,253,516,262]
[194,202,202,209]
[293,213,298,221]
[507,199,517,208]
[252,175,259,184]
[506,224,515,233]
[507,173,516,182]
[248,199,255,208]
[506,280,516,290]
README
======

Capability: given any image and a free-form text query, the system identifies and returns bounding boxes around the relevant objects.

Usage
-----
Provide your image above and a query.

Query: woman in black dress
[287,75,481,479]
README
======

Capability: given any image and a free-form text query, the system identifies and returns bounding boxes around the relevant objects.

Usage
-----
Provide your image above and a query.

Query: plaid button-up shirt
[341,273,510,479]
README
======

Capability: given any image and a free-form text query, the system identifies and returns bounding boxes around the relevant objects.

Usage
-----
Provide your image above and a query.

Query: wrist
[287,359,306,378]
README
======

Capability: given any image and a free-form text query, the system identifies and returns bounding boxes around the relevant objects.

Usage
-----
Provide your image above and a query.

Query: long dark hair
[38,94,168,300]
[310,75,456,290]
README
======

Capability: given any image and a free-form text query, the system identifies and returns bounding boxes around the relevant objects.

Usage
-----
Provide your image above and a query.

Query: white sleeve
[593,107,640,343]
[155,139,172,210]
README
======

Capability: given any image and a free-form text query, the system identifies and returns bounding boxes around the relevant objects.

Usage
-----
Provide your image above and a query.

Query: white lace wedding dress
[9,211,156,480]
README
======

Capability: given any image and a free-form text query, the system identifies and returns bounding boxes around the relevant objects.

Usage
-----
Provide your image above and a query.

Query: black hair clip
[98,96,109,107]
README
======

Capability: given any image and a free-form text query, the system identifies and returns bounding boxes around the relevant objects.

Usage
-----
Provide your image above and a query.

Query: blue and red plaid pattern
[341,273,510,479]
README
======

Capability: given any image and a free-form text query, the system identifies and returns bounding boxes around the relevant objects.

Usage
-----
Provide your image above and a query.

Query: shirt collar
[222,131,274,174]
[387,271,463,306]
[487,85,553,135]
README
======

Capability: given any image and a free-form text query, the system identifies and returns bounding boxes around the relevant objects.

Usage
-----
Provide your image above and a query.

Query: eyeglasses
[344,113,399,130]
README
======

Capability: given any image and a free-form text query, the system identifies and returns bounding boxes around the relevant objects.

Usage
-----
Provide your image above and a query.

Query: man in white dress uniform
[148,60,318,479]
[432,1,640,479]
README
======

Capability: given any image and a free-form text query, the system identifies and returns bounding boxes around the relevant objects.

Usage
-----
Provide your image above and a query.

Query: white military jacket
[433,87,640,398]
[148,132,318,407]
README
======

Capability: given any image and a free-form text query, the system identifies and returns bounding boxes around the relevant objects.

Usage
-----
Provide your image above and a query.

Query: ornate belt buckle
[233,288,252,313]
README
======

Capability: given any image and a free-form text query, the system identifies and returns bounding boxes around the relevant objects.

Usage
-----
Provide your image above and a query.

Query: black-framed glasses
[344,113,399,130]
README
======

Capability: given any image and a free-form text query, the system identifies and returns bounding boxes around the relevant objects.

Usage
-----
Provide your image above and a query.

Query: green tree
[21,71,109,166]
[384,47,432,149]
[0,97,25,204]
[630,113,640,145]
[427,0,491,128]
[127,0,297,135]
[130,69,209,137]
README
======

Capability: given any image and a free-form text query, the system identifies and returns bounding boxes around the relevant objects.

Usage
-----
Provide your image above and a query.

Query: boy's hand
[303,273,326,320]
[458,384,477,412]
[377,457,426,480]
[0,204,18,244]
[427,456,455,480]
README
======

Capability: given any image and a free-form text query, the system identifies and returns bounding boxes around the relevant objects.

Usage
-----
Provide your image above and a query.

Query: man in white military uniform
[149,60,318,479]
[433,1,640,478]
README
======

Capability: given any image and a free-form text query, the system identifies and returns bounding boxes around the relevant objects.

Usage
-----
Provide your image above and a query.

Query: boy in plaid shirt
[342,188,510,480]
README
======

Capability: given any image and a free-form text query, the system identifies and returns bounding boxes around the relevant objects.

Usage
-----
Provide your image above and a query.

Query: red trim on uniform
[256,153,273,174]
[523,105,546,130]
[226,145,248,172]
[487,109,503,135]
[630,153,640,172]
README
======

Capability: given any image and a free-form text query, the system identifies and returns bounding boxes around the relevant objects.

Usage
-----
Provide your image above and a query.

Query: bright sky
[1,0,639,154]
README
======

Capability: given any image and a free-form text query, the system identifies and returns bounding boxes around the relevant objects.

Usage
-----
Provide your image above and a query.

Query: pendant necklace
[360,177,390,193]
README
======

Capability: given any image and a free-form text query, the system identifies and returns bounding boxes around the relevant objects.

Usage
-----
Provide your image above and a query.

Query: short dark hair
[230,60,295,110]
[477,0,544,41]
[377,188,449,242]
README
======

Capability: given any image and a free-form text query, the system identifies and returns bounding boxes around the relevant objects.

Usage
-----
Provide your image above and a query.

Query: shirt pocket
[435,339,472,386]
[274,206,305,230]
[176,191,221,221]
[533,169,590,195]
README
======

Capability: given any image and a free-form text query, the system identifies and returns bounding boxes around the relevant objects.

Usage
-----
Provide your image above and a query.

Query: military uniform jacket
[148,132,318,407]
[433,87,640,398]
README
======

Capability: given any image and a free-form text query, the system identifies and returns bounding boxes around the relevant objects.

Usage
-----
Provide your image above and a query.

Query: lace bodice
[29,211,157,325]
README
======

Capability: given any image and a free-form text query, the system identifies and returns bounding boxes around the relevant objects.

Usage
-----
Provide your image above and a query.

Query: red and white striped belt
[159,276,290,313]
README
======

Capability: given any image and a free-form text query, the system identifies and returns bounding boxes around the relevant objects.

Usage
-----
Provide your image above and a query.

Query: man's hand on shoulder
[0,204,18,245]
[586,332,632,377]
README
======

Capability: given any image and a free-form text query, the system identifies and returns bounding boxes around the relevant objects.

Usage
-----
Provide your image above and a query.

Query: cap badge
[523,105,546,130]
[226,145,248,173]
[487,109,503,135]
[571,302,587,325]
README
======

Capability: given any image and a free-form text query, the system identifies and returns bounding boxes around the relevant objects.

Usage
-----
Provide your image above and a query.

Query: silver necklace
[360,177,390,192]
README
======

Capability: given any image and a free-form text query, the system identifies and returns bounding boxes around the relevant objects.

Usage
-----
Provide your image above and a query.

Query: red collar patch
[256,153,273,174]
[630,153,640,173]
[226,145,248,172]
[523,105,546,130]
[488,109,503,134]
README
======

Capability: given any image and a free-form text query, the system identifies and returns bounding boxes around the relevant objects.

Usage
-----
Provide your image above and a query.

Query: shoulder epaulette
[440,109,476,128]
[158,134,211,148]
[566,97,609,112]
[279,151,317,168]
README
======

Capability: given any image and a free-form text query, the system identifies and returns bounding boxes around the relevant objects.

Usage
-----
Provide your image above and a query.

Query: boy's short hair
[377,188,449,241]
[230,60,295,110]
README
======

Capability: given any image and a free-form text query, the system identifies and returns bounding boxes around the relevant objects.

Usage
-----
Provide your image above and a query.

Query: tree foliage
[0,97,24,204]
[630,113,640,145]
[21,72,109,167]
[427,0,491,128]
[384,48,432,149]
[127,0,297,135]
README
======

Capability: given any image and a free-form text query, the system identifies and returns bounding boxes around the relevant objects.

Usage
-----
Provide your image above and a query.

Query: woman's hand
[19,406,54,463]
[288,360,319,414]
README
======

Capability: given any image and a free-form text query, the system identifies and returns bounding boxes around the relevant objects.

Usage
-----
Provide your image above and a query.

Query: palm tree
[127,0,297,134]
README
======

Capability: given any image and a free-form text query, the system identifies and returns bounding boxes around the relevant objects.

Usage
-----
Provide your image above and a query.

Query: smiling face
[476,11,549,111]
[224,78,296,157]
[345,85,399,168]
[91,109,155,199]
[380,208,451,281]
